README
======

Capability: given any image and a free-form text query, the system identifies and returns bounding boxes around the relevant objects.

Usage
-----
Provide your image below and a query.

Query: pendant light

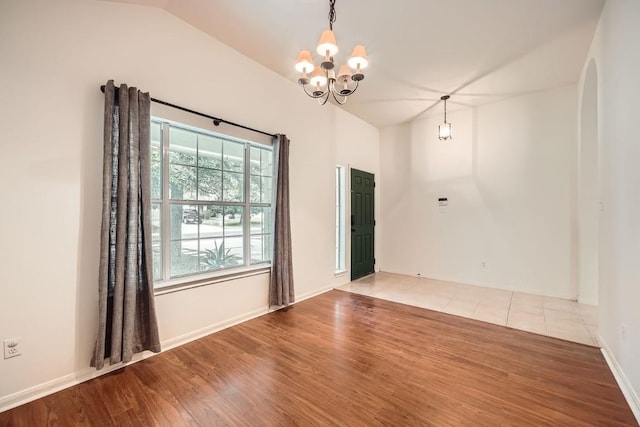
[439,95,452,141]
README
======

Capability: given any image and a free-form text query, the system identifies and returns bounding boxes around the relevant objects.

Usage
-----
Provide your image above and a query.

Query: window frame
[151,117,273,290]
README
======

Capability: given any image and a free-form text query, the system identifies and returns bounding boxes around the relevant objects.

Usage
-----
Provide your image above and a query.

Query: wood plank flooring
[1,290,637,426]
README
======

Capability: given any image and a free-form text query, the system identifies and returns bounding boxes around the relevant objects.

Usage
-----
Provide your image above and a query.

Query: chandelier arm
[328,78,336,95]
[301,83,327,99]
[348,80,360,95]
[331,89,348,105]
[318,90,331,106]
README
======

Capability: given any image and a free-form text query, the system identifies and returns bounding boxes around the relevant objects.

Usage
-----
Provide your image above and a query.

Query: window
[335,165,346,273]
[151,118,273,287]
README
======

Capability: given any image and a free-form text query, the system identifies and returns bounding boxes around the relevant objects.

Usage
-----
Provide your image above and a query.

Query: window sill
[154,265,271,296]
[335,270,348,277]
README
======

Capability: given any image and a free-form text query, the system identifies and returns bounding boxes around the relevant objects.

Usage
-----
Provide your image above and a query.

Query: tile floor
[337,272,599,347]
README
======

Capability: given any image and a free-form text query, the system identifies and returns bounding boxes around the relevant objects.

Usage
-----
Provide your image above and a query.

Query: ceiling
[104,0,604,128]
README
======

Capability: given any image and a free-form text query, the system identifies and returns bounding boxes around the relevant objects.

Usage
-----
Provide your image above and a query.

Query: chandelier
[294,0,369,105]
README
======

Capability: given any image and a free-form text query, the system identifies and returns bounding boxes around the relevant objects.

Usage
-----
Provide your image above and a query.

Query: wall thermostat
[438,197,448,213]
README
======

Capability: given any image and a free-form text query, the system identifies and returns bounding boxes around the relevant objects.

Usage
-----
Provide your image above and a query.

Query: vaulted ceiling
[103,0,604,128]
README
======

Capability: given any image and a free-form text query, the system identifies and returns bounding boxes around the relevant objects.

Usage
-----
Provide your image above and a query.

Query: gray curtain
[91,80,161,370]
[269,134,295,307]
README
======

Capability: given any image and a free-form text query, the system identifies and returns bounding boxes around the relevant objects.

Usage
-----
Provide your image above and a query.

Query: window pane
[224,206,243,237]
[199,205,223,239]
[171,204,200,240]
[250,206,272,235]
[249,175,272,203]
[223,140,244,172]
[261,176,272,203]
[249,175,260,203]
[151,161,162,199]
[251,235,271,264]
[223,171,244,202]
[263,206,273,235]
[202,205,223,224]
[200,238,242,271]
[169,164,197,200]
[224,236,244,266]
[199,135,222,170]
[198,167,222,201]
[250,147,261,174]
[170,239,199,277]
[152,243,162,282]
[151,122,162,163]
[261,149,273,176]
[335,165,346,272]
[152,200,162,275]
[169,127,197,165]
[200,238,224,271]
[152,203,162,242]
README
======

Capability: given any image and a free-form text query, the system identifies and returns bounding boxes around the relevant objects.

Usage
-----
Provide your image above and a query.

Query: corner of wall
[599,334,640,423]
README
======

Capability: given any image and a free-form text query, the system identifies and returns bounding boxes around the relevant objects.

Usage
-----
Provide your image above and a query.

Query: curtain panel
[92,80,160,369]
[269,134,295,307]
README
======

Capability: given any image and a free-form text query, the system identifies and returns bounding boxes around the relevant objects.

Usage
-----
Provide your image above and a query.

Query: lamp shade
[337,64,352,82]
[295,50,314,73]
[310,66,328,87]
[348,45,369,70]
[316,29,338,57]
[439,122,452,140]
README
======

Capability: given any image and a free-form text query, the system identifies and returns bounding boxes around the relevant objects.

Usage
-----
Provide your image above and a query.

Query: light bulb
[310,66,327,87]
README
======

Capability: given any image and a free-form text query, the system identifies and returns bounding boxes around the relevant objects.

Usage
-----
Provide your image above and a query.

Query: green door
[351,168,375,281]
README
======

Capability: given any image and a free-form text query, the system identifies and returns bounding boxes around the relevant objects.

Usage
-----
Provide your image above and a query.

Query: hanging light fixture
[438,95,452,140]
[295,0,369,105]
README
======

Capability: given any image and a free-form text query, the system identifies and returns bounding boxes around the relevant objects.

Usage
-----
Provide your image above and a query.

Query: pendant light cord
[441,95,450,123]
[444,98,447,123]
[329,0,336,30]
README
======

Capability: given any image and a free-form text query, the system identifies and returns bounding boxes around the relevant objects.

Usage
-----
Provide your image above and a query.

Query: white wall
[581,0,640,416]
[380,86,578,299]
[0,0,379,408]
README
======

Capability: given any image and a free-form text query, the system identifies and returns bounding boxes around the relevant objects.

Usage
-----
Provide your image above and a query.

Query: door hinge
[374,258,376,264]
[374,182,376,188]
[374,220,376,226]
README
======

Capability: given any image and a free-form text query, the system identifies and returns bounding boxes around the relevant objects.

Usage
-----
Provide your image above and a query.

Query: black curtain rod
[99,85,277,138]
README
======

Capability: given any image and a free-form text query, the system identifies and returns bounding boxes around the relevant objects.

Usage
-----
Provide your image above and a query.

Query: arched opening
[578,59,599,305]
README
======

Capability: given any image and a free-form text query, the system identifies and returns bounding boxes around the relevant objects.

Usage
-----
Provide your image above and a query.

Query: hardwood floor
[1,290,636,426]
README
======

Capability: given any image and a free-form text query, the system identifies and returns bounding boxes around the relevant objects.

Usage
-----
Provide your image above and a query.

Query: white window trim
[155,265,270,296]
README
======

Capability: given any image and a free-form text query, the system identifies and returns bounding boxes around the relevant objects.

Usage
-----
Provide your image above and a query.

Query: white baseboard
[294,283,336,303]
[0,352,148,413]
[0,306,270,413]
[0,283,339,414]
[599,335,640,423]
[160,306,269,351]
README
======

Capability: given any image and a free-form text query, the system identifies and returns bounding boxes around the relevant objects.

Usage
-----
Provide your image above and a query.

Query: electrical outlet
[481,261,486,269]
[621,323,627,342]
[4,337,21,359]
